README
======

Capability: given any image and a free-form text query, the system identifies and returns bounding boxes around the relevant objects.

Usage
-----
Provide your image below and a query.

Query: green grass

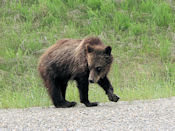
[0,0,175,108]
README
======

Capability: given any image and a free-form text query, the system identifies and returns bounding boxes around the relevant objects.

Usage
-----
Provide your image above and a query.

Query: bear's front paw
[108,94,120,102]
[84,102,98,107]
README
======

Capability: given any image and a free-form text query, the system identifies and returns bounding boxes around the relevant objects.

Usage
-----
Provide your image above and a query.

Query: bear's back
[38,37,104,72]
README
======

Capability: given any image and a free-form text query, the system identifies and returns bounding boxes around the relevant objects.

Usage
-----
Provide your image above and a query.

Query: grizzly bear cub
[38,37,120,108]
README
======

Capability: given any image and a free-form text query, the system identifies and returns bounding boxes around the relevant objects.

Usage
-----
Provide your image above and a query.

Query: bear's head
[86,44,113,83]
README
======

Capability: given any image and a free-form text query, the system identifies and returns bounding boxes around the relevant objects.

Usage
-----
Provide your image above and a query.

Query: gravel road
[0,97,175,131]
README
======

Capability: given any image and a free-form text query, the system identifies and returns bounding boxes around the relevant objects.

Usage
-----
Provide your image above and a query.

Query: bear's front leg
[98,76,120,102]
[76,77,98,107]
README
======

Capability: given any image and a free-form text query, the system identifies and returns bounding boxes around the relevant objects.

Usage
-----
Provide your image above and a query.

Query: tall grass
[0,0,175,108]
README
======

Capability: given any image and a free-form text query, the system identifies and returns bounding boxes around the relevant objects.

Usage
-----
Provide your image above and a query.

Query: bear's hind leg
[56,79,77,107]
[46,78,75,108]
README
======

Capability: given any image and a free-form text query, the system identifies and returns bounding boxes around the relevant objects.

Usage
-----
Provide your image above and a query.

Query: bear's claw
[108,94,120,102]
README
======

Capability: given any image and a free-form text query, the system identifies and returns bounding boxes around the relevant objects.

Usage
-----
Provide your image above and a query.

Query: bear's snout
[89,79,94,83]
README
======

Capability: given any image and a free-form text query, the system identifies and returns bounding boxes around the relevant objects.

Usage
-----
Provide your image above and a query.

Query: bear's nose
[89,79,94,83]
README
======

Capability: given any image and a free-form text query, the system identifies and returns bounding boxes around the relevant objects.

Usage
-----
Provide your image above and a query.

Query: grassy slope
[0,0,175,108]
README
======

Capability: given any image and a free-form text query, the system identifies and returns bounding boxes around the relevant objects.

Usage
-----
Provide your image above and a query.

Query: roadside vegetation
[0,0,175,108]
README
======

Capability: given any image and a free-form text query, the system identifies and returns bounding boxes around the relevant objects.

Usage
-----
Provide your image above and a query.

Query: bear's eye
[96,67,102,73]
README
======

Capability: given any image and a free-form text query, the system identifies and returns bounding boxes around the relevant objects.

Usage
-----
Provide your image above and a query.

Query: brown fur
[38,36,119,108]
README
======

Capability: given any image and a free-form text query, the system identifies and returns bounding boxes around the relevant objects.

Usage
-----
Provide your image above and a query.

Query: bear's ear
[104,46,112,55]
[86,45,94,53]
